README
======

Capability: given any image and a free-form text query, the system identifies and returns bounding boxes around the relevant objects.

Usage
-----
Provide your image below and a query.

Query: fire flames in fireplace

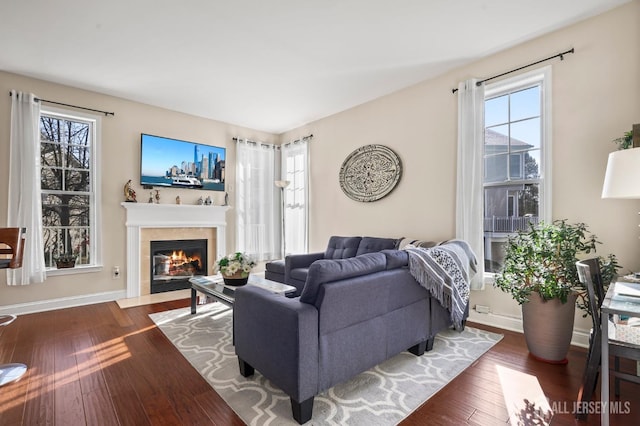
[150,239,207,294]
[155,250,202,277]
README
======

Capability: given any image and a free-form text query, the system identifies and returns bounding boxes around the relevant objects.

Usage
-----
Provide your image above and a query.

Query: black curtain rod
[232,137,265,144]
[233,134,314,145]
[286,134,314,144]
[9,92,115,116]
[451,48,575,94]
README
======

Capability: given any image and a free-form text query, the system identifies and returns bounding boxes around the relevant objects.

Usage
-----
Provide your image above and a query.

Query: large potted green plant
[494,219,619,363]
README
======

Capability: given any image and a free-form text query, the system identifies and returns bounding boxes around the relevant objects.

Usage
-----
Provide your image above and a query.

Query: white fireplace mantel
[121,202,229,298]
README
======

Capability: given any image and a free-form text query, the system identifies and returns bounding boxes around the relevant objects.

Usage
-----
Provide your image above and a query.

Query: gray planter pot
[521,292,577,364]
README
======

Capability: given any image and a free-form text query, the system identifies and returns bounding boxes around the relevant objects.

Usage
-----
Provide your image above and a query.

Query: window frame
[40,106,103,275]
[483,66,552,278]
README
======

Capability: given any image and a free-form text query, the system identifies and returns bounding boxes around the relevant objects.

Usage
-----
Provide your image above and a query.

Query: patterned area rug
[149,303,502,425]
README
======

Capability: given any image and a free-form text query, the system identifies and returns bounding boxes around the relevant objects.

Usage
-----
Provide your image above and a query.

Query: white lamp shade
[602,148,640,199]
[275,180,290,188]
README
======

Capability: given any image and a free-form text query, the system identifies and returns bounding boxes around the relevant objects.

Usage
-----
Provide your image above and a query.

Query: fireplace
[121,203,228,298]
[150,239,207,294]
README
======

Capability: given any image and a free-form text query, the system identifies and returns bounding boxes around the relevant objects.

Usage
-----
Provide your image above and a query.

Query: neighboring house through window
[40,107,101,270]
[483,67,552,273]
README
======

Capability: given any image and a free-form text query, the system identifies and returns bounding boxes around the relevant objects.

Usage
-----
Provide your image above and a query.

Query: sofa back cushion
[300,252,386,306]
[324,236,362,259]
[356,237,400,256]
[381,249,409,269]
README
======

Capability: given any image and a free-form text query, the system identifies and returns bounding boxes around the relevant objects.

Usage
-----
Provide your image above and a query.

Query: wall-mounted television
[140,133,226,191]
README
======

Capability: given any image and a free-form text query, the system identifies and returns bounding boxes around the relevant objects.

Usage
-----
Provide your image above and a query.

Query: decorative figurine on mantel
[197,196,204,205]
[223,192,229,206]
[148,191,154,203]
[155,189,160,204]
[205,195,212,205]
[124,180,137,202]
[176,195,181,205]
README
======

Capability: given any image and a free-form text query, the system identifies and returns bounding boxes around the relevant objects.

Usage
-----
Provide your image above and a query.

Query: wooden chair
[0,228,28,386]
[0,227,26,269]
[0,315,28,386]
[575,259,640,420]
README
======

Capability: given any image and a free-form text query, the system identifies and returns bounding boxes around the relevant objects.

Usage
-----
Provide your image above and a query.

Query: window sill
[47,265,104,276]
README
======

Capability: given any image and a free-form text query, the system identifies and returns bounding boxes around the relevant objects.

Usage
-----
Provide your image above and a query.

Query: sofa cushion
[355,237,400,256]
[290,267,310,282]
[300,252,386,305]
[381,249,409,269]
[324,236,362,259]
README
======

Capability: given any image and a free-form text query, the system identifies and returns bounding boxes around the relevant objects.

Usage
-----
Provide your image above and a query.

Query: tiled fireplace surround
[121,203,229,298]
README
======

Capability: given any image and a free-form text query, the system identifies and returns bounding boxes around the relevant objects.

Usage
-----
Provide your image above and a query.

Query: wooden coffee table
[189,274,296,314]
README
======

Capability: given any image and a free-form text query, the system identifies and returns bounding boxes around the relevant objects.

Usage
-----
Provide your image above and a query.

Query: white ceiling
[0,0,630,134]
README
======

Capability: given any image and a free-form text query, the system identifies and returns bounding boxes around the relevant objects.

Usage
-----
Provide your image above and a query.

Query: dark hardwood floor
[1,299,638,425]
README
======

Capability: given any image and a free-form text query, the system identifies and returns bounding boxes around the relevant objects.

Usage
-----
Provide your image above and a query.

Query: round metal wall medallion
[339,144,402,202]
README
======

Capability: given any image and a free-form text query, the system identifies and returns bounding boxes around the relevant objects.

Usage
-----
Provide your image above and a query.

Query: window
[40,108,101,270]
[235,139,279,261]
[483,68,551,273]
[281,139,309,255]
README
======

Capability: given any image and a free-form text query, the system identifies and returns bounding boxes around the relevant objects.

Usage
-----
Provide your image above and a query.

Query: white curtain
[281,137,310,255]
[235,139,279,261]
[456,79,485,290]
[8,90,47,285]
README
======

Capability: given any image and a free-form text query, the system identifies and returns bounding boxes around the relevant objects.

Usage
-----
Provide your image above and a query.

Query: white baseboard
[0,290,127,316]
[468,310,591,349]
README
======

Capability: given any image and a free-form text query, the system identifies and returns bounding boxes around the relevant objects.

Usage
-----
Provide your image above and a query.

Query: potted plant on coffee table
[494,219,619,363]
[214,252,256,286]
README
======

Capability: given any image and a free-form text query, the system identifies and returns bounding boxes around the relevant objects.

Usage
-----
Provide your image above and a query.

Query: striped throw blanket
[404,240,477,331]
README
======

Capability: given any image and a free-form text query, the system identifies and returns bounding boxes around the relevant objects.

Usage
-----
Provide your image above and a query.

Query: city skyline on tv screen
[140,134,225,191]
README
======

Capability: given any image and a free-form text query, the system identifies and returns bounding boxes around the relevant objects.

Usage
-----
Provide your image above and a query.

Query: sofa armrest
[285,252,325,294]
[234,286,319,402]
[286,251,325,270]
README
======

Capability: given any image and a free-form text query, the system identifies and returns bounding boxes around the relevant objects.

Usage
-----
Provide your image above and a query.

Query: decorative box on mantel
[121,202,230,298]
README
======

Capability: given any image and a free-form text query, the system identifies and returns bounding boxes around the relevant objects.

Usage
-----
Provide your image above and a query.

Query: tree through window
[40,110,98,268]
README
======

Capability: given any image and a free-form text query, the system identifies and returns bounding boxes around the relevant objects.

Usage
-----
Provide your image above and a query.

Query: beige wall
[1,2,639,334]
[282,1,640,332]
[0,72,276,306]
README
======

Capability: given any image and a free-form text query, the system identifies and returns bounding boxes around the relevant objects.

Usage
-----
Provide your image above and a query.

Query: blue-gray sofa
[283,236,402,295]
[234,248,466,424]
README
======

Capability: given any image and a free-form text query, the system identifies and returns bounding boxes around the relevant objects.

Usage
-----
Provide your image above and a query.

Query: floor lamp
[275,180,290,258]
